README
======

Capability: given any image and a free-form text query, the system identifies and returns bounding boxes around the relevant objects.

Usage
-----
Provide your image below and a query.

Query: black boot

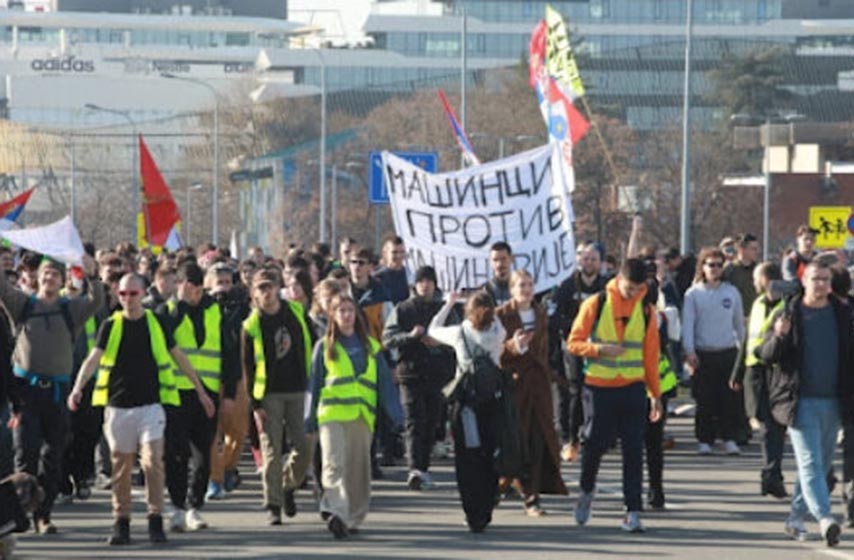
[148,514,168,544]
[107,517,130,546]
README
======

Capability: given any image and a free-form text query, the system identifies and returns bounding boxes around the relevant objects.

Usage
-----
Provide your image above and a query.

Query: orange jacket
[566,278,661,398]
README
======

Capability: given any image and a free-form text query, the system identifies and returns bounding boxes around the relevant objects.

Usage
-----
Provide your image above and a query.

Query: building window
[589,0,610,19]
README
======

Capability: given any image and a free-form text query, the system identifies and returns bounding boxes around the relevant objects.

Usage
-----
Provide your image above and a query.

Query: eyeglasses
[704,262,723,268]
[117,290,141,297]
[350,259,368,266]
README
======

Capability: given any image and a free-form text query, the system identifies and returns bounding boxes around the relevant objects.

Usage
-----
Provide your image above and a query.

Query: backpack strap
[18,295,75,338]
[592,290,651,335]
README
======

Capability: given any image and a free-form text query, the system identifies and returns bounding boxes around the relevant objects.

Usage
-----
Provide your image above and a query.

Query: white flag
[0,215,85,265]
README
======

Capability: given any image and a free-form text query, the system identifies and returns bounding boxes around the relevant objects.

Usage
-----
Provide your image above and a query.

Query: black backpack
[457,328,506,405]
[18,295,76,340]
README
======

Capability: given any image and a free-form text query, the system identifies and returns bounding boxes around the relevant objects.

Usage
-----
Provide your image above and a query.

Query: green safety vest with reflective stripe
[243,300,313,401]
[317,337,381,432]
[658,353,678,394]
[84,316,97,353]
[92,310,180,407]
[586,296,646,382]
[745,296,783,368]
[168,300,222,392]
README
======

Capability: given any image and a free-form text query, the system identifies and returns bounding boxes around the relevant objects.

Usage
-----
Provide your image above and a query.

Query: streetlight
[160,73,220,245]
[84,103,138,243]
[185,183,204,247]
[314,50,328,243]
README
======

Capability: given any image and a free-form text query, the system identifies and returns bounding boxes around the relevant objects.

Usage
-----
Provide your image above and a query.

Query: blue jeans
[789,397,840,522]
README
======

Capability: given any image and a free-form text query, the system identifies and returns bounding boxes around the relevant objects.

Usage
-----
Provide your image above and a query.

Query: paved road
[13,411,854,560]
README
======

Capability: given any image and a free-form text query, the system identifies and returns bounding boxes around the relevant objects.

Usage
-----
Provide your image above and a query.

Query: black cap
[414,266,437,285]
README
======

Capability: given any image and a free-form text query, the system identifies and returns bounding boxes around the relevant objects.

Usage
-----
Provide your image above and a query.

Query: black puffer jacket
[758,294,854,426]
[382,292,457,385]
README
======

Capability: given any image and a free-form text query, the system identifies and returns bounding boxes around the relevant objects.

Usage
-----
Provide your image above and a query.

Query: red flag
[139,135,180,247]
[0,188,35,222]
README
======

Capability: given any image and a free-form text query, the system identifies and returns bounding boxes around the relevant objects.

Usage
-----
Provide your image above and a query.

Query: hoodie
[567,278,661,398]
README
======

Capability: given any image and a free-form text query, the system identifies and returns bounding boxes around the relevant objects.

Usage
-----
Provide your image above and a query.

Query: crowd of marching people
[0,221,853,556]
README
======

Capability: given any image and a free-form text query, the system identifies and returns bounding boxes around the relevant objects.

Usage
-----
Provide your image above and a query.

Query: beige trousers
[111,440,164,519]
[319,419,373,529]
[259,392,314,508]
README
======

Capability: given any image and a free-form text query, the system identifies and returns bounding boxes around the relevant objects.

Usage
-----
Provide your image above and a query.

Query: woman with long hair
[497,270,567,516]
[682,247,745,455]
[309,279,342,339]
[428,290,507,533]
[305,294,403,540]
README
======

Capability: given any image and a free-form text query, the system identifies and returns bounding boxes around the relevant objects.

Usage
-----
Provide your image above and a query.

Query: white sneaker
[723,440,741,455]
[185,508,208,531]
[169,508,187,532]
[621,511,645,533]
[407,470,423,491]
[697,443,713,455]
[785,517,809,541]
[820,516,841,547]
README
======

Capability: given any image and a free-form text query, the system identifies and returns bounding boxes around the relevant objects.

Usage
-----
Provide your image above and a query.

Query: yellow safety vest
[92,310,180,407]
[745,296,783,368]
[168,300,222,392]
[243,300,313,401]
[84,316,97,353]
[317,337,381,432]
[586,296,646,382]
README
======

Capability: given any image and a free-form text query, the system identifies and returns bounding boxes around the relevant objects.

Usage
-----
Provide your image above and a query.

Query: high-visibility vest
[658,354,678,394]
[92,310,180,407]
[586,296,646,382]
[168,300,222,392]
[317,337,381,432]
[243,300,312,401]
[84,316,97,353]
[745,295,783,368]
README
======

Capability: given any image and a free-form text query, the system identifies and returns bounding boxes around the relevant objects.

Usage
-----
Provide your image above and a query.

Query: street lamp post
[316,50,327,243]
[186,183,204,247]
[161,73,220,245]
[84,103,138,243]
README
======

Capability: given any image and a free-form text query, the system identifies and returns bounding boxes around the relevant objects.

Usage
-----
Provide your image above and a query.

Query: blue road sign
[369,150,438,205]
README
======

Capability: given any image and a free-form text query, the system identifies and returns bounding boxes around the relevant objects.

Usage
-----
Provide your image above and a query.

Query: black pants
[60,396,102,493]
[400,380,443,473]
[165,389,218,510]
[693,348,740,444]
[645,393,670,505]
[580,383,647,512]
[13,380,69,522]
[0,404,13,479]
[564,352,585,445]
[452,401,498,531]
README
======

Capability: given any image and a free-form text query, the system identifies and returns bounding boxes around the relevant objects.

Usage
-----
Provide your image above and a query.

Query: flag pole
[578,96,621,185]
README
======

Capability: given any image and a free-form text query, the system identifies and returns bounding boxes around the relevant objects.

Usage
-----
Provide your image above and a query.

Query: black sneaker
[108,517,131,546]
[284,490,297,518]
[75,483,92,501]
[761,480,788,499]
[328,515,349,540]
[148,514,167,544]
[267,506,282,526]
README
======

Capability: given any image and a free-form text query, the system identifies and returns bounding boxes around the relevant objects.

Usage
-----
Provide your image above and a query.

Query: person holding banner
[497,270,567,516]
[1,255,104,535]
[428,291,507,533]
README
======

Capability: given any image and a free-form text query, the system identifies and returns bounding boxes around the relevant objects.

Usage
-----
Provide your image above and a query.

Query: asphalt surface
[12,409,854,560]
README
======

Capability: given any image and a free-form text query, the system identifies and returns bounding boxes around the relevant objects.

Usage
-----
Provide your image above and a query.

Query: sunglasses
[117,290,141,297]
[350,259,368,266]
[704,262,723,268]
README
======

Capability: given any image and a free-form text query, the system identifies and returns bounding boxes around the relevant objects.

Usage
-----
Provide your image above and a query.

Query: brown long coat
[497,300,567,496]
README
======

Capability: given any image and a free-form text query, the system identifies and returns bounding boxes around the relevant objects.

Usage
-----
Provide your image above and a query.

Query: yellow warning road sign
[809,206,852,249]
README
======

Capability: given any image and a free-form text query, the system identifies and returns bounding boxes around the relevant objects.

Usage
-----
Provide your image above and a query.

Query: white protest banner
[382,143,576,293]
[0,215,85,265]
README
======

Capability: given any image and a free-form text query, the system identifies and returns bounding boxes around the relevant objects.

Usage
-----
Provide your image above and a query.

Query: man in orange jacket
[567,258,662,533]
